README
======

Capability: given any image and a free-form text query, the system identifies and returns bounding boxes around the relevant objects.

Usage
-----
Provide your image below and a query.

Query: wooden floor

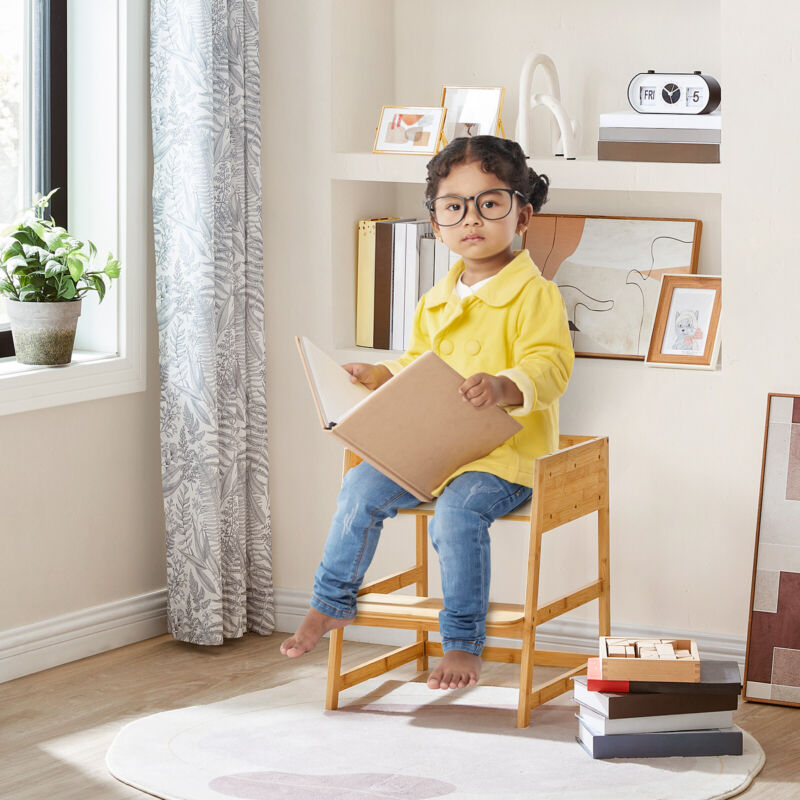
[1,632,799,799]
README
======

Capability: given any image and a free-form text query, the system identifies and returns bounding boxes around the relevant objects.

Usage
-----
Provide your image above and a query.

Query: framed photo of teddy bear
[645,274,721,369]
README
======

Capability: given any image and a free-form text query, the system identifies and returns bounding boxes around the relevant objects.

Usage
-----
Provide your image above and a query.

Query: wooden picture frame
[373,106,447,155]
[524,214,702,360]
[645,274,721,369]
[440,86,505,140]
[743,393,800,708]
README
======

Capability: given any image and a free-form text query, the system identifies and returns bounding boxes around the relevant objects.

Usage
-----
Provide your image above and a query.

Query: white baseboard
[0,590,168,684]
[0,586,747,684]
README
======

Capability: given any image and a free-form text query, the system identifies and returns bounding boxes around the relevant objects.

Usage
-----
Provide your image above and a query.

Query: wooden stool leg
[416,515,429,672]
[325,627,344,710]
[518,489,545,728]
[598,503,610,636]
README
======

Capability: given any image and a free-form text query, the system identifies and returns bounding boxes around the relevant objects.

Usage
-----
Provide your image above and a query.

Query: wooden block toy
[598,636,700,682]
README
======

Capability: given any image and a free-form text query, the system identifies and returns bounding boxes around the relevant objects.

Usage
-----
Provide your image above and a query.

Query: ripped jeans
[310,461,532,655]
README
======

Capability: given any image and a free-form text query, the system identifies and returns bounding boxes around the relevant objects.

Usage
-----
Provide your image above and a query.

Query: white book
[433,239,451,284]
[577,704,734,736]
[418,235,436,299]
[599,126,721,144]
[296,336,371,427]
[599,111,722,130]
[391,222,409,350]
[403,220,432,350]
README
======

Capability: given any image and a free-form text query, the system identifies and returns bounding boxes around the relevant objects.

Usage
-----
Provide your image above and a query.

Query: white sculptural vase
[515,53,580,160]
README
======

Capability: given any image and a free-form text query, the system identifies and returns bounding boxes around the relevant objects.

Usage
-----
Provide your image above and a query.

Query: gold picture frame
[373,106,447,155]
[645,274,722,369]
[440,86,505,141]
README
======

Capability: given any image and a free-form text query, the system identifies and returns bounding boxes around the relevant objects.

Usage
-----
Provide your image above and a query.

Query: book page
[297,337,371,427]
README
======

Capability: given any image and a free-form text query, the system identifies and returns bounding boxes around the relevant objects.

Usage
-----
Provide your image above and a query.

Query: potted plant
[0,189,121,366]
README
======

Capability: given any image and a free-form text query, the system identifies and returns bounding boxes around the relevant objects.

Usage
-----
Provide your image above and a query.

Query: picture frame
[645,274,722,369]
[440,86,505,140]
[524,214,702,360]
[373,106,447,155]
[743,393,800,708]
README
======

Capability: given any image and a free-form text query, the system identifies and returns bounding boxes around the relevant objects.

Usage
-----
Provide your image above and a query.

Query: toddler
[282,135,574,690]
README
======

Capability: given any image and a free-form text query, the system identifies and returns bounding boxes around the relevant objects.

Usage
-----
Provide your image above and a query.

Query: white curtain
[150,0,274,644]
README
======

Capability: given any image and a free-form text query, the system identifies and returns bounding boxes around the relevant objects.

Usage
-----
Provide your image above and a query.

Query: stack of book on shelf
[598,112,721,163]
[573,636,743,759]
[355,217,459,351]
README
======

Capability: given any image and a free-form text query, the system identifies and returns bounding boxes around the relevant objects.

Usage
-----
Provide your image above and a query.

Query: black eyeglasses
[425,188,527,227]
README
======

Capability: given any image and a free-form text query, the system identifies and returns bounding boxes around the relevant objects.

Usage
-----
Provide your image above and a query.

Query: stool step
[356,593,525,628]
[399,499,532,520]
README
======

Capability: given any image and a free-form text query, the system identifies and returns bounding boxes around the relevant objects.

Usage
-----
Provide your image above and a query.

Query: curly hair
[425,135,549,213]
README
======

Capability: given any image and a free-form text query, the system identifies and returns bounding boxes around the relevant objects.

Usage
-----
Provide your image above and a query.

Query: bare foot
[427,650,482,689]
[280,607,351,658]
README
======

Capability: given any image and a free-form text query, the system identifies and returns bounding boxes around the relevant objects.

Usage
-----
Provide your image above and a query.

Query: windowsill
[0,347,146,416]
[0,348,118,377]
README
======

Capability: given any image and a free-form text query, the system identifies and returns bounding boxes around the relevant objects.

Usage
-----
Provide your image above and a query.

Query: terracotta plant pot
[5,298,82,366]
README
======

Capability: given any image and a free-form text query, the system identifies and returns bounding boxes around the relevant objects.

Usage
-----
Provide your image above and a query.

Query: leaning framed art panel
[524,214,702,360]
[744,393,800,707]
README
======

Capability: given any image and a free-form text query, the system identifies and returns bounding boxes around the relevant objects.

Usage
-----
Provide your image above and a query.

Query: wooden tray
[598,637,701,683]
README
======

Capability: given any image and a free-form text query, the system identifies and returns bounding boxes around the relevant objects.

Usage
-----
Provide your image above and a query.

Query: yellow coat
[379,249,574,496]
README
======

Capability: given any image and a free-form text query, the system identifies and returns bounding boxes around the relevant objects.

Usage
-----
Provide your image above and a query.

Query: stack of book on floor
[598,112,721,163]
[355,217,459,351]
[573,637,743,759]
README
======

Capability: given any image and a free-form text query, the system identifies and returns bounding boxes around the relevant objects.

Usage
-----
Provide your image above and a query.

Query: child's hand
[459,373,523,410]
[342,362,392,390]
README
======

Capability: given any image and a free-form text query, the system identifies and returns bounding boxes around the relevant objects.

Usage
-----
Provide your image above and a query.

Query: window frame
[0,0,68,351]
[0,0,147,415]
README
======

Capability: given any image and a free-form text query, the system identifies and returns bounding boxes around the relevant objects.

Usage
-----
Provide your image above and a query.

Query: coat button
[465,339,481,355]
[439,339,454,355]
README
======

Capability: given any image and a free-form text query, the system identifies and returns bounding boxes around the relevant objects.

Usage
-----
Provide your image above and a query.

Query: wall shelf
[331,152,722,195]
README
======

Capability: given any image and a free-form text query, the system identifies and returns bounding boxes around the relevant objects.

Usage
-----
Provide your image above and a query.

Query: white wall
[0,0,164,633]
[263,0,800,643]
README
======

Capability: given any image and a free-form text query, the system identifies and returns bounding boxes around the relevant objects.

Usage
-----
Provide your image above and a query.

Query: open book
[296,336,522,501]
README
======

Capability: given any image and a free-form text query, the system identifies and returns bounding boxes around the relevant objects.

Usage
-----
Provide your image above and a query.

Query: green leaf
[104,258,121,278]
[18,286,38,301]
[67,255,84,282]
[92,274,106,303]
[5,254,29,273]
[44,259,66,277]
[1,240,23,261]
[21,244,52,262]
[9,230,33,245]
[88,240,97,261]
[0,280,16,298]
[59,279,77,300]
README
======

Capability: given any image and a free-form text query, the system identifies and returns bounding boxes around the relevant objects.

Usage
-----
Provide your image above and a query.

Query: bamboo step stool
[325,434,610,728]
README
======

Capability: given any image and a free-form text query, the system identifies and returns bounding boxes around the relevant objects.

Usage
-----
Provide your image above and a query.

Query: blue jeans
[311,461,532,655]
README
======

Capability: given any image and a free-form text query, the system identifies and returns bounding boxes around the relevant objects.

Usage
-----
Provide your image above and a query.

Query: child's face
[430,160,532,266]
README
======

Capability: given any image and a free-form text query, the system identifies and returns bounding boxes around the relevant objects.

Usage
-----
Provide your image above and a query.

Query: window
[0,0,67,350]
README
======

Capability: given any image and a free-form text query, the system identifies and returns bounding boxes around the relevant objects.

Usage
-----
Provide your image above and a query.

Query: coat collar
[425,249,542,309]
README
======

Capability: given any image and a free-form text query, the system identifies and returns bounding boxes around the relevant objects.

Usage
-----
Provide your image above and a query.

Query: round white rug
[106,677,764,800]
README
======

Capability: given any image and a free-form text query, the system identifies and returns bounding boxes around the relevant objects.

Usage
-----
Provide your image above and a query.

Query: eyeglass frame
[424,188,528,226]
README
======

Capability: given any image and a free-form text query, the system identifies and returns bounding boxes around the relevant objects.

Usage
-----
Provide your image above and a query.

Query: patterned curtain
[150,0,274,644]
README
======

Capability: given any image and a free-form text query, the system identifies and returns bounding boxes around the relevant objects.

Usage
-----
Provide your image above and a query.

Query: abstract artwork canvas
[744,394,800,707]
[525,214,701,359]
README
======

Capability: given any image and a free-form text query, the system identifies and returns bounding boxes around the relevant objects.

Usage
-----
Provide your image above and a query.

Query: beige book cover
[296,336,522,501]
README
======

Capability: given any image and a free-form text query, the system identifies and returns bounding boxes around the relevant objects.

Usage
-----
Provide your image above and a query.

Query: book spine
[578,705,734,735]
[433,238,450,284]
[355,219,377,347]
[373,221,395,351]
[403,223,422,352]
[391,223,408,351]
[597,140,720,164]
[599,127,721,144]
[419,234,436,300]
[598,112,722,130]
[580,723,743,759]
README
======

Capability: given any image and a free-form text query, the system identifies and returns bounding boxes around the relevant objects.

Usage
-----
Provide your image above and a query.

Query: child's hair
[425,136,549,214]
